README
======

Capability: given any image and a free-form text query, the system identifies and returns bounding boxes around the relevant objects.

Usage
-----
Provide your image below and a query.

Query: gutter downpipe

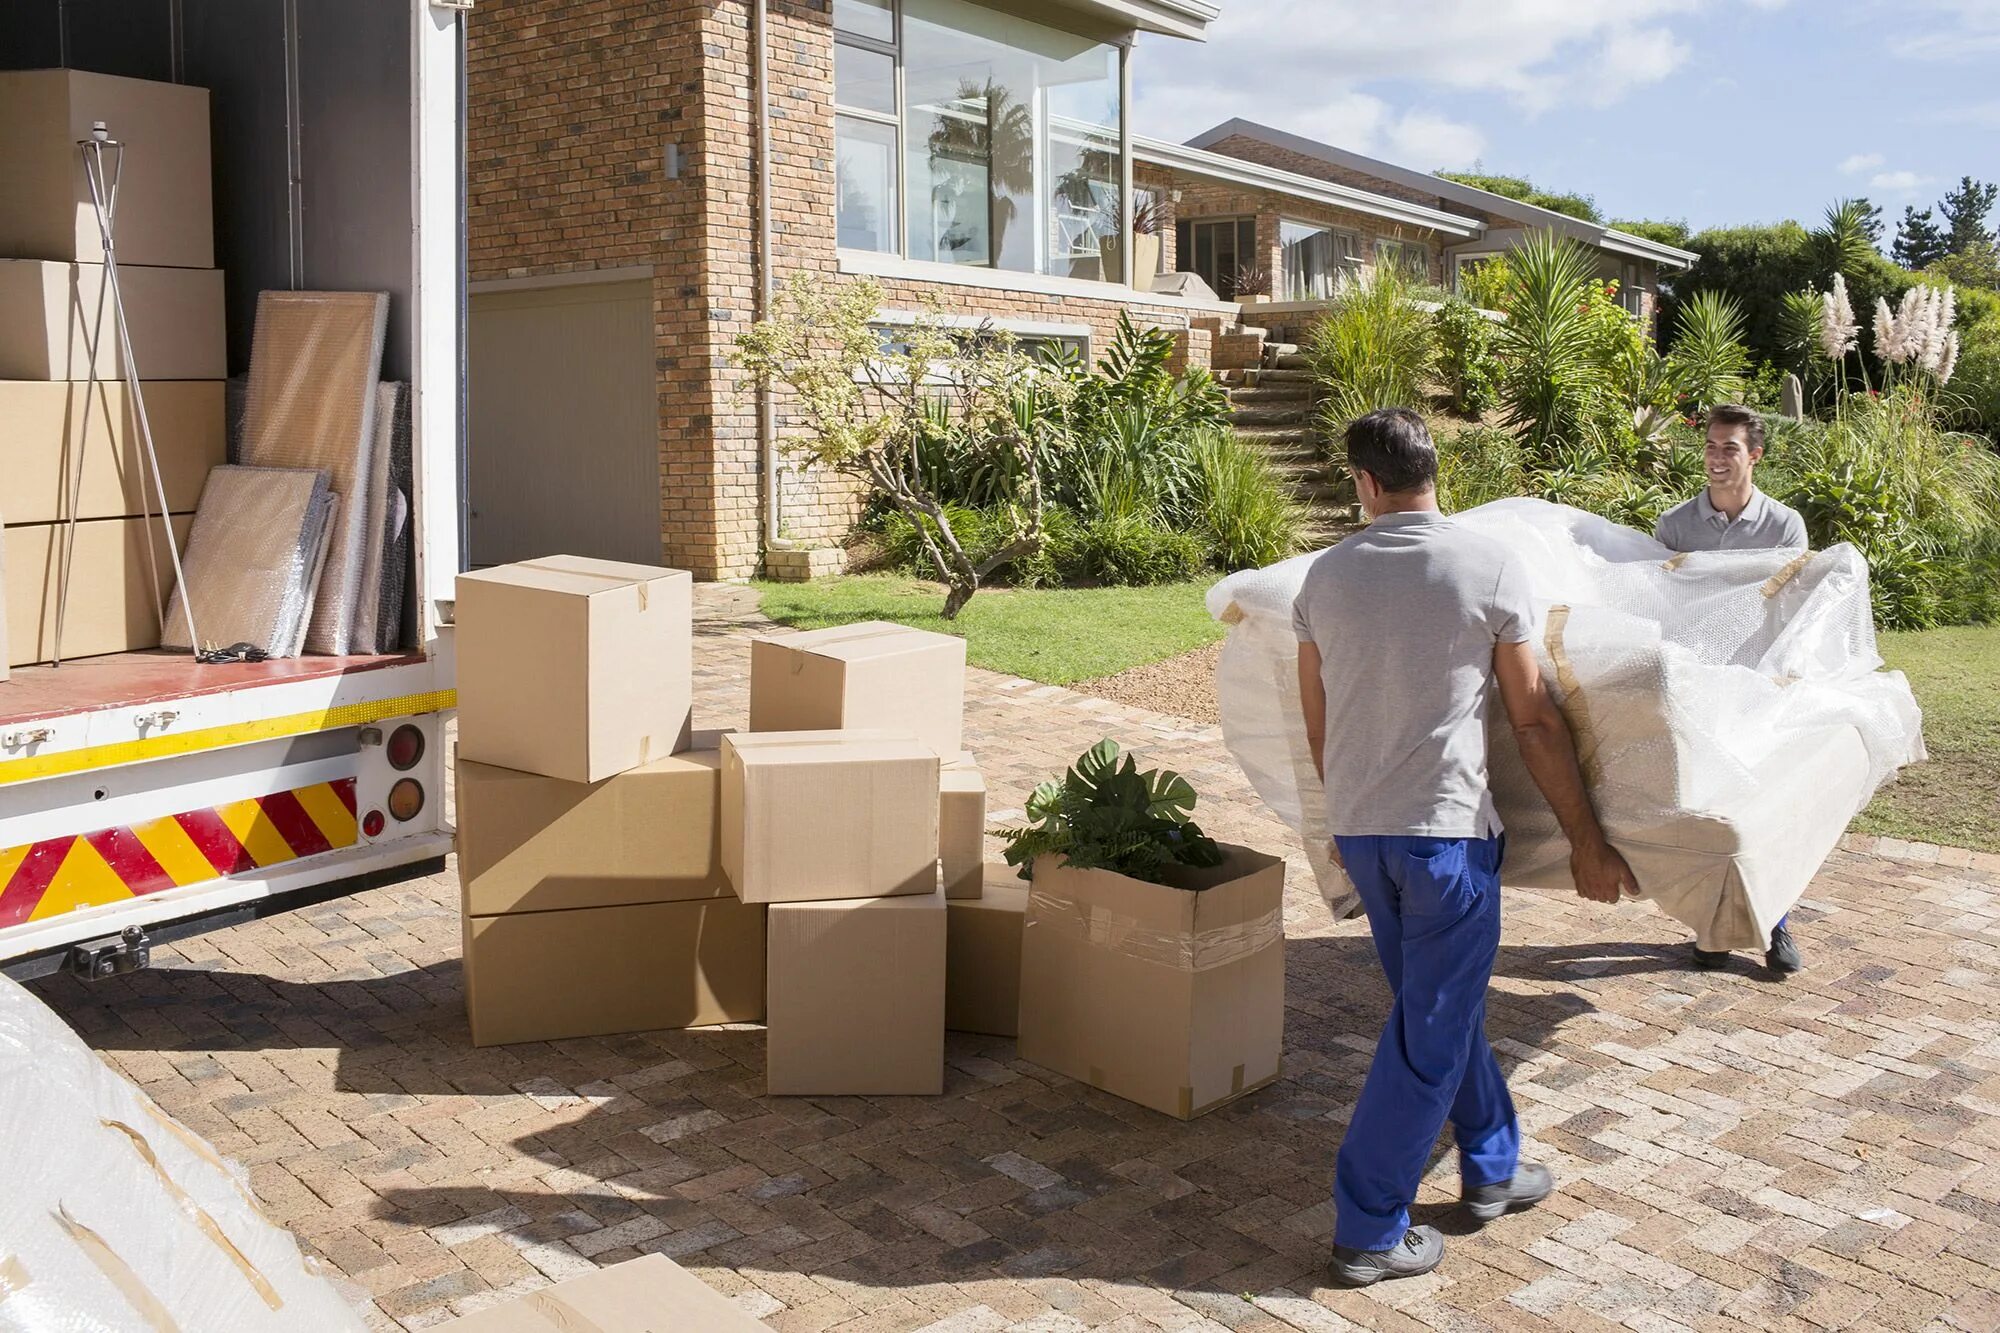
[1118,39,1134,291]
[754,0,791,559]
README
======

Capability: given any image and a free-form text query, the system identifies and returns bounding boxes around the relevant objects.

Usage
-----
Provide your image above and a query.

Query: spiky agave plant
[1667,289,1751,410]
[1494,231,1606,461]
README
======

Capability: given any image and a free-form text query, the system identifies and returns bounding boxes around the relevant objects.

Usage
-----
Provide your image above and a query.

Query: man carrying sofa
[1293,408,1639,1286]
[1654,403,1810,976]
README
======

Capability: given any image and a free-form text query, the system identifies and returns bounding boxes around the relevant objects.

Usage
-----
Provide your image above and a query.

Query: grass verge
[755,575,1223,686]
[1854,625,2000,852]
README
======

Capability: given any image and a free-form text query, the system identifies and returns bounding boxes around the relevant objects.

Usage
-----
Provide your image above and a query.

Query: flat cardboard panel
[1016,846,1285,1119]
[464,896,766,1048]
[940,767,987,899]
[749,620,967,757]
[0,260,225,380]
[946,873,1028,1036]
[0,70,215,270]
[720,731,939,904]
[5,514,191,666]
[458,741,731,916]
[455,556,695,784]
[432,1254,772,1332]
[766,892,946,1096]
[0,380,223,525]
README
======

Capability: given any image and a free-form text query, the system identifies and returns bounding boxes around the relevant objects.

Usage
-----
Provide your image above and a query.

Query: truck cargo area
[0,652,423,729]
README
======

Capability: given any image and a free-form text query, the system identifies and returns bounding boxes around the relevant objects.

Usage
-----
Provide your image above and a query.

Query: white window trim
[839,247,1240,315]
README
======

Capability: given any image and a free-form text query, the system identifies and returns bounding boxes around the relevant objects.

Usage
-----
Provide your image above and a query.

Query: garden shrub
[1305,263,1437,434]
[1185,427,1303,570]
[1071,513,1209,586]
[1433,297,1500,418]
[1435,425,1526,513]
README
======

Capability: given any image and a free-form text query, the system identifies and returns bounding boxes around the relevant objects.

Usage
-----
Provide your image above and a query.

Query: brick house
[466,3,1694,580]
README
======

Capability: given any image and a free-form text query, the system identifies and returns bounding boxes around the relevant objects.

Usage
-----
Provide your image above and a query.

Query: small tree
[733,274,1055,618]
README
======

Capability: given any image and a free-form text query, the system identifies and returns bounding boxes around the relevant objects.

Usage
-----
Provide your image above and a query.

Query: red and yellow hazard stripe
[0,779,358,927]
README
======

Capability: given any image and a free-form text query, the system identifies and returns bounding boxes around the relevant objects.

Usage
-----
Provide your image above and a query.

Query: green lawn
[755,575,1222,685]
[1855,624,2000,853]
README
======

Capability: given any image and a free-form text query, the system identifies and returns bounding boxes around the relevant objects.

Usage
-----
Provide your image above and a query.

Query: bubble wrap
[161,466,333,659]
[1208,498,1927,951]
[238,291,388,655]
[0,972,366,1332]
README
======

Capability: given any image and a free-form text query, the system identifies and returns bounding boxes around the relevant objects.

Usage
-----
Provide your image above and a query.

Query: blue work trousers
[1332,834,1520,1251]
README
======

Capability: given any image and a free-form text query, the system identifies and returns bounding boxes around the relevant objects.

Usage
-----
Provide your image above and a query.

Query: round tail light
[362,809,387,838]
[387,779,425,823]
[387,723,426,771]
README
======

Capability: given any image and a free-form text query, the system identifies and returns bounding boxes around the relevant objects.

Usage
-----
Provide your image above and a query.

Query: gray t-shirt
[1291,510,1536,839]
[1654,487,1807,553]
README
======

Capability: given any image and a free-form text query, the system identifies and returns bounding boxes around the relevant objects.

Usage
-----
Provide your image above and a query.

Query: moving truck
[0,4,467,979]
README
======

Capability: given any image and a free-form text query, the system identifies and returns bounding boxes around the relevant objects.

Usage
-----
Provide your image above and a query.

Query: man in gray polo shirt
[1655,404,1809,976]
[1295,408,1638,1287]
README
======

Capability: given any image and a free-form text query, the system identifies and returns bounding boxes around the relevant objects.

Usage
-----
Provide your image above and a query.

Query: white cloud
[1573,26,1693,109]
[1839,152,1885,174]
[1891,0,2000,60]
[1870,169,1935,193]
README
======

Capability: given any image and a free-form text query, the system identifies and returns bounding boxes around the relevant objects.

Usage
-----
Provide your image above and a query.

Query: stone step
[1231,407,1310,427]
[1235,425,1317,446]
[1271,353,1311,371]
[1263,342,1300,360]
[1226,384,1313,403]
[1256,368,1316,384]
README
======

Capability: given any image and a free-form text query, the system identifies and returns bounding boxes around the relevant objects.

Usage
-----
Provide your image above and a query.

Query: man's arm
[1297,642,1342,869]
[1493,639,1637,904]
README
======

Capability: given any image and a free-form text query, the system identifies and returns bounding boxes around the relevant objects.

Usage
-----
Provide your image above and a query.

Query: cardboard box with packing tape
[938,766,987,899]
[946,867,1027,1037]
[0,380,223,525]
[0,259,225,381]
[1018,845,1286,1120]
[6,514,191,666]
[455,556,694,785]
[749,620,967,758]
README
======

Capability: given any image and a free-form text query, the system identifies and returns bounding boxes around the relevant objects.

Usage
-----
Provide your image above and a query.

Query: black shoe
[1329,1225,1444,1287]
[1462,1162,1555,1224]
[1691,945,1731,970]
[1766,923,1804,974]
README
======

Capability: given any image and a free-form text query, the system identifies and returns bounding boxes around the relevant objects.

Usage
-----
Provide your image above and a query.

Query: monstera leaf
[1000,739,1225,884]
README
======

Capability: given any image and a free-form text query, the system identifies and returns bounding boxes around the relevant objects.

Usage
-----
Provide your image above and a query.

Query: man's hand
[1568,837,1637,904]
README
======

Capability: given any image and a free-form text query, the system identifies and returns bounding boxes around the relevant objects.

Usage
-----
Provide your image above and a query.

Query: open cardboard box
[1018,844,1286,1119]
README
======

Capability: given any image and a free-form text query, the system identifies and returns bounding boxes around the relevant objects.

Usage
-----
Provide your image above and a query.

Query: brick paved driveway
[29,587,2000,1332]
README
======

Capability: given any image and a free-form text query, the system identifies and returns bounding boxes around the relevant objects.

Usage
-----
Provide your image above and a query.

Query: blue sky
[1134,0,2000,234]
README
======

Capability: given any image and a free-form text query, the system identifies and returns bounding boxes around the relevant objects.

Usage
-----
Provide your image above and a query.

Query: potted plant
[1002,740,1287,1120]
[1232,262,1274,306]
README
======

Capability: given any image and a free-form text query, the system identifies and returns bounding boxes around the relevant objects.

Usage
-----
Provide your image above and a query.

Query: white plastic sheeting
[1209,499,1927,950]
[0,972,366,1332]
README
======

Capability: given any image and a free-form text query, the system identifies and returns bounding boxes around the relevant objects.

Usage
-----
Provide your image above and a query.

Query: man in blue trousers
[1294,409,1639,1286]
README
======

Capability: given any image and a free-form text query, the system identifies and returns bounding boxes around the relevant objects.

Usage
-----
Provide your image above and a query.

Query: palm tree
[926,80,1034,266]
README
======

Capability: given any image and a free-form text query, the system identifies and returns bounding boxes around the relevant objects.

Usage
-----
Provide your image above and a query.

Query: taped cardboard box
[947,869,1028,1036]
[464,896,766,1047]
[0,259,225,381]
[456,556,693,784]
[433,1254,772,1331]
[720,731,939,905]
[1018,845,1285,1120]
[457,739,731,916]
[0,380,223,525]
[0,70,214,269]
[6,515,191,666]
[767,891,945,1096]
[940,766,987,899]
[749,620,967,758]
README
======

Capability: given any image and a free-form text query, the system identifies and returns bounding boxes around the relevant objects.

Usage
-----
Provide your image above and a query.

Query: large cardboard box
[720,731,939,904]
[766,892,945,1095]
[1018,845,1286,1120]
[939,766,987,899]
[0,70,214,270]
[457,741,731,917]
[455,556,694,784]
[749,620,967,758]
[463,896,766,1047]
[0,260,225,381]
[433,1255,773,1331]
[947,869,1028,1036]
[0,380,223,525]
[5,515,191,666]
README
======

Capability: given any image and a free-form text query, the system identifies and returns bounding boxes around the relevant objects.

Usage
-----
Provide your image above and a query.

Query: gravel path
[1072,639,1222,724]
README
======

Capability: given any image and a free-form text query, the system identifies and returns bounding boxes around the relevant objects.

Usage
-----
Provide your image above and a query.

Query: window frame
[834,2,905,255]
[1278,217,1360,302]
[1175,215,1258,300]
[1374,236,1431,281]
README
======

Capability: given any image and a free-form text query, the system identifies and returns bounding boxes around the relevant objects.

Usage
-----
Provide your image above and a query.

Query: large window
[1175,216,1257,300]
[834,0,1127,282]
[1374,237,1431,282]
[1279,220,1359,301]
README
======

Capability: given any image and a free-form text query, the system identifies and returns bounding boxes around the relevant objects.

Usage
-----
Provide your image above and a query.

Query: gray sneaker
[1462,1162,1554,1223]
[1329,1225,1444,1287]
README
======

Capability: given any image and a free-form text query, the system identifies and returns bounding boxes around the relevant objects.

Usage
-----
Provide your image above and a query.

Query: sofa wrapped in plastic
[1208,499,1926,951]
[0,972,366,1332]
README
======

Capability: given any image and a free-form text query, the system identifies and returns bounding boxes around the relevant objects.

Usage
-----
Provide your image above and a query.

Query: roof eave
[1134,136,1485,238]
[1050,0,1217,39]
[1597,229,1700,269]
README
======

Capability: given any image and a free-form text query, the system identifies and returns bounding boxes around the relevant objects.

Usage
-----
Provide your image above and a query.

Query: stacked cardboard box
[452,556,761,1048]
[0,71,228,666]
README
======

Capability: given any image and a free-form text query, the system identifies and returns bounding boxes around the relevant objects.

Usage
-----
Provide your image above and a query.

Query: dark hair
[1706,404,1766,455]
[1344,407,1437,493]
